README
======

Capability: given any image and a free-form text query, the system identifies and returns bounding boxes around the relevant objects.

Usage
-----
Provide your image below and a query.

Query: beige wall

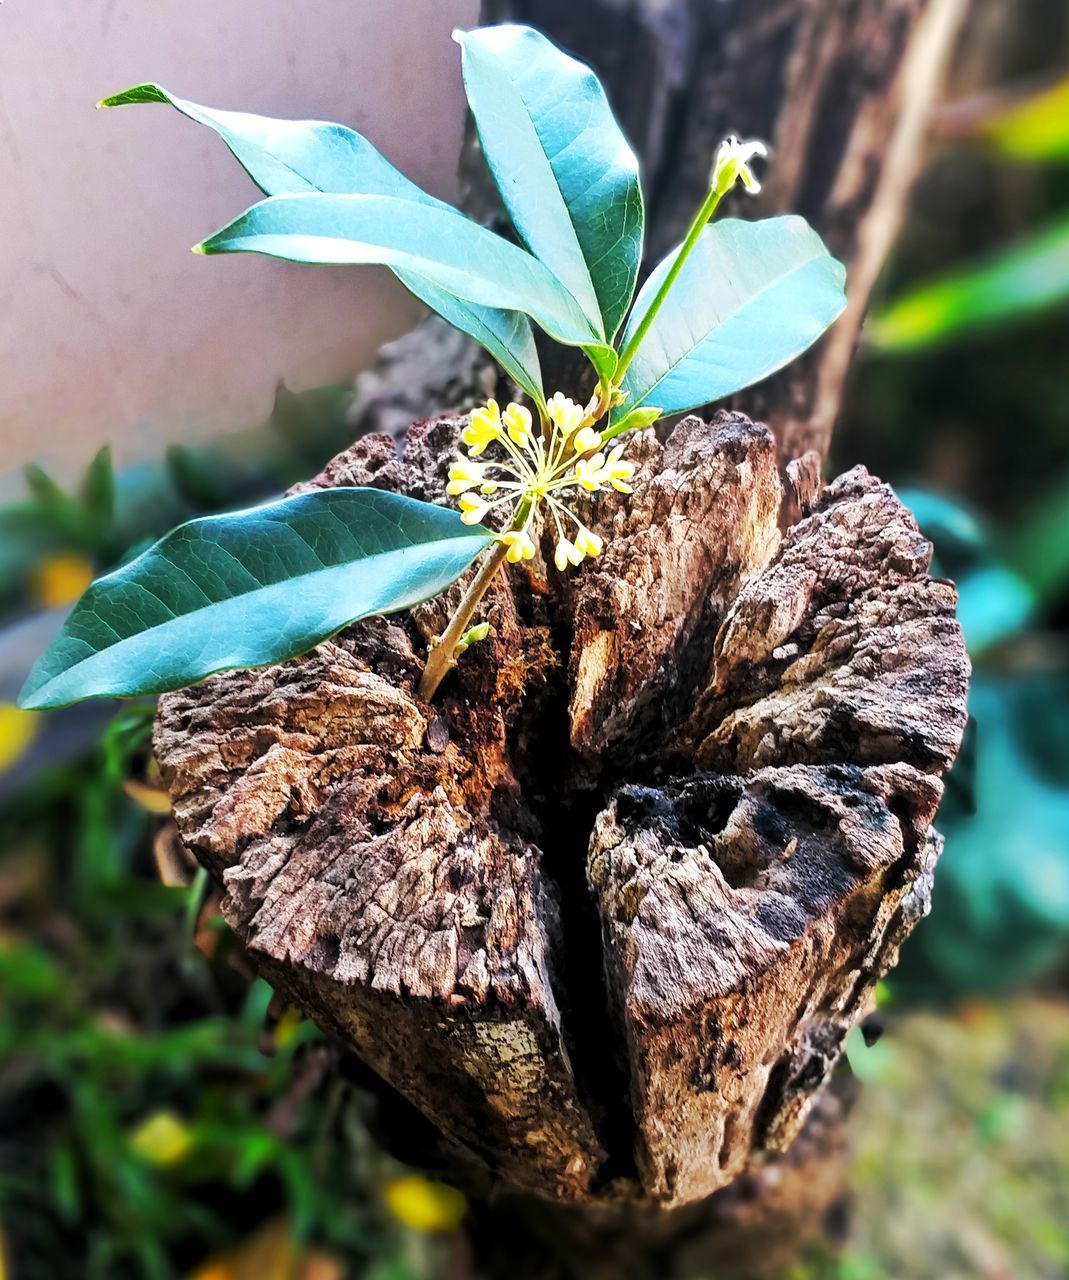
[0,0,479,486]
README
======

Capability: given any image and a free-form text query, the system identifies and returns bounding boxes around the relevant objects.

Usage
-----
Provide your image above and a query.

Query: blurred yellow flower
[382,1174,467,1234]
[0,704,38,775]
[129,1109,194,1167]
[32,553,95,609]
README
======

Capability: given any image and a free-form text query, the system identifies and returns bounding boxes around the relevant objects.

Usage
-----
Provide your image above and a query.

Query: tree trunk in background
[155,3,972,1276]
[354,0,966,470]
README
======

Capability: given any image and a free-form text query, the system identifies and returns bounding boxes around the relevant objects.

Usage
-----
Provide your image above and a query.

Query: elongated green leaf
[455,24,643,339]
[395,276,545,405]
[196,193,614,370]
[868,218,1069,351]
[101,84,545,404]
[19,489,492,709]
[612,217,846,424]
[980,75,1069,161]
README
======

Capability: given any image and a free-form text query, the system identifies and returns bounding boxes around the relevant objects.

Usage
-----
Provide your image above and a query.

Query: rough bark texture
[155,411,969,1214]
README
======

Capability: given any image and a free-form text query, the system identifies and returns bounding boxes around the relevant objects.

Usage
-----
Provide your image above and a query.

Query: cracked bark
[155,411,968,1230]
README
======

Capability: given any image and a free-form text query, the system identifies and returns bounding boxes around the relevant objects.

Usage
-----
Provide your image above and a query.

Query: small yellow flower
[448,393,639,576]
[0,703,38,775]
[711,135,768,196]
[499,530,536,563]
[603,443,636,493]
[502,402,533,447]
[574,526,603,558]
[572,426,603,454]
[129,1110,194,1167]
[554,536,584,572]
[573,453,607,492]
[447,459,487,496]
[546,392,584,437]
[458,494,489,525]
[462,399,503,455]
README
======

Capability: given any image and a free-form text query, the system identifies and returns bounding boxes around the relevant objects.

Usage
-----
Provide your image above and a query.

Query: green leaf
[196,193,613,369]
[19,489,492,709]
[979,75,1069,161]
[1008,469,1069,605]
[101,84,545,405]
[455,24,643,340]
[611,216,846,424]
[396,276,546,406]
[869,218,1069,351]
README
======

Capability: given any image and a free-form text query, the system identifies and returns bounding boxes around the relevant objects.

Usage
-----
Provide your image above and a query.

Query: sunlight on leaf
[981,75,1069,161]
[19,489,493,709]
[869,218,1069,350]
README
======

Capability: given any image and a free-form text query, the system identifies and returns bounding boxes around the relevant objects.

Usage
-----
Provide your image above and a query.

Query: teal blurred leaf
[102,83,545,405]
[19,489,492,709]
[900,677,1069,996]
[196,193,612,375]
[869,218,1069,350]
[900,487,1035,655]
[612,216,846,423]
[456,24,643,340]
[1007,469,1069,606]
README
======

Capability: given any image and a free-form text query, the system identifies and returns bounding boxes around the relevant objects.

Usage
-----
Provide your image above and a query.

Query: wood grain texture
[155,409,968,1206]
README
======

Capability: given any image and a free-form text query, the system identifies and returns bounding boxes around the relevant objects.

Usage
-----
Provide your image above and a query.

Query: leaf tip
[191,242,208,256]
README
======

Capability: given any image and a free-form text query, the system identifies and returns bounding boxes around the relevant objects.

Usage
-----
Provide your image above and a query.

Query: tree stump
[154,411,969,1222]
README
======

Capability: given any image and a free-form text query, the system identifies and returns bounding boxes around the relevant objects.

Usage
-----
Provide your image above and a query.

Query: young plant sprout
[19,25,846,713]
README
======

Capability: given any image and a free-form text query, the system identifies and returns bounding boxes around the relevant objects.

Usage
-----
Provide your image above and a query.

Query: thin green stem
[614,186,725,384]
[417,496,534,702]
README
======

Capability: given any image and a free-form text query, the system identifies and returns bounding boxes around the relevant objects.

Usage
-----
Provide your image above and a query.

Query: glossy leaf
[869,218,1069,350]
[196,193,613,371]
[19,489,492,709]
[395,277,545,406]
[456,24,643,339]
[101,84,545,404]
[611,216,846,424]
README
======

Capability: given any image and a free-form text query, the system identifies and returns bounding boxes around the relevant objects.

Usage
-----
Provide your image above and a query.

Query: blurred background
[2,0,1068,1277]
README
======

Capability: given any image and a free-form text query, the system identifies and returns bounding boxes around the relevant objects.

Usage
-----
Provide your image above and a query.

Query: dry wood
[155,410,968,1208]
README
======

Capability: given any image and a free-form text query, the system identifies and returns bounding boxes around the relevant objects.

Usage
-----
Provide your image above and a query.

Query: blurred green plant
[893,485,1069,997]
[0,704,452,1280]
[0,382,356,627]
[869,74,1069,350]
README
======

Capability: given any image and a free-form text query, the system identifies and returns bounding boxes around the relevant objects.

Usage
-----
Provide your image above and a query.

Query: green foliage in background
[0,706,450,1280]
[869,74,1069,349]
[895,487,1069,997]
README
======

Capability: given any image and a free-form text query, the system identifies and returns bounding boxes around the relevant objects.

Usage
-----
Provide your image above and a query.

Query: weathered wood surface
[155,410,969,1207]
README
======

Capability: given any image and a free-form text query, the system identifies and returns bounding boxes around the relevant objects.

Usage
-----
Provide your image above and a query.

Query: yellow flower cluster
[447,393,637,571]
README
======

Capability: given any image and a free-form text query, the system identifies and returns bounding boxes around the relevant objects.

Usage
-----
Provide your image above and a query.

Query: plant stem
[418,535,515,702]
[614,186,725,383]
